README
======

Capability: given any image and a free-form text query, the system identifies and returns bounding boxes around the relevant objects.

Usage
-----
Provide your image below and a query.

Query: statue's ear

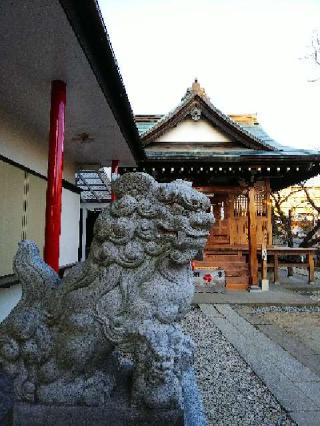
[112,173,157,198]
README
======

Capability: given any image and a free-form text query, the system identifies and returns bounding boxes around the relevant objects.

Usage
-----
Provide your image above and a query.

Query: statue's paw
[38,359,62,384]
[0,336,20,363]
[132,375,183,410]
[37,372,115,406]
[21,380,36,402]
[7,308,39,341]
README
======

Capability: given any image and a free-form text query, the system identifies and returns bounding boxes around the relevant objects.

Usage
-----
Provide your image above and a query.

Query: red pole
[44,80,66,272]
[111,160,119,202]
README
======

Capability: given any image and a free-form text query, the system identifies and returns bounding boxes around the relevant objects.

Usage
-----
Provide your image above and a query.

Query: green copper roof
[136,121,158,134]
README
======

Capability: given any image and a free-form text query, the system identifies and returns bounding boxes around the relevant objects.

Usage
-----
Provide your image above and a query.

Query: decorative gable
[155,118,233,144]
[139,79,278,153]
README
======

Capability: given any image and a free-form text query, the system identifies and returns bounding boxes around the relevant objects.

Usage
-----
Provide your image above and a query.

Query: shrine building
[121,80,320,291]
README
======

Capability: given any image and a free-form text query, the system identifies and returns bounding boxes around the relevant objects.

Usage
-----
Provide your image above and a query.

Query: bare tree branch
[300,184,320,213]
[301,30,320,82]
[272,183,320,249]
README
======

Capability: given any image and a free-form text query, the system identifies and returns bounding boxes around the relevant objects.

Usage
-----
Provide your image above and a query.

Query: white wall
[155,118,232,143]
[0,107,81,269]
[0,285,21,323]
[0,186,80,323]
[0,108,75,182]
[60,188,80,266]
[0,187,80,323]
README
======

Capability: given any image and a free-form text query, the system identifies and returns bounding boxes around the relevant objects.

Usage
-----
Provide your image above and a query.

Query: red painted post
[44,80,66,272]
[111,160,119,202]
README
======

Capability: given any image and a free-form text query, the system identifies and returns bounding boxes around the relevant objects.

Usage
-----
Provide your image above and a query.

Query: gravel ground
[181,307,295,426]
[248,305,320,314]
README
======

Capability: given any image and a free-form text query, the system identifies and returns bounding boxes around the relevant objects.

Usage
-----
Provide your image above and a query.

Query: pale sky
[99,0,320,151]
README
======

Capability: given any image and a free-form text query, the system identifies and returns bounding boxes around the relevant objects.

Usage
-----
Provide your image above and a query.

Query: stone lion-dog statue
[0,173,213,411]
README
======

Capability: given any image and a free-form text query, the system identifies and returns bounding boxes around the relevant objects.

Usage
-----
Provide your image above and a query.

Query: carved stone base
[2,368,205,426]
[11,403,183,426]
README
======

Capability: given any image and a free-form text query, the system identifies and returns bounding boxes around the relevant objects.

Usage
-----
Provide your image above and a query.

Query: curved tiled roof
[135,81,281,151]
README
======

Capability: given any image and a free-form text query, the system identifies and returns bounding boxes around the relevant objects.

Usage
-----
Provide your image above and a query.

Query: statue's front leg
[131,321,194,410]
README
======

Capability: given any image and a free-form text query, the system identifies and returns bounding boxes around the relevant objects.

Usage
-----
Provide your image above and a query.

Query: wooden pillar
[308,253,315,284]
[274,254,279,284]
[229,194,235,246]
[265,179,272,246]
[248,187,258,286]
[44,80,66,272]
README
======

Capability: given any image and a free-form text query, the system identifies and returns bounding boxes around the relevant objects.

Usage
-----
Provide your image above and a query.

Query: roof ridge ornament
[181,78,209,101]
[191,78,207,97]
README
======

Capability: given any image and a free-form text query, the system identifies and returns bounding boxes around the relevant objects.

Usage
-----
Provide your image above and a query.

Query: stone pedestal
[2,368,205,426]
[261,279,269,291]
[11,403,183,426]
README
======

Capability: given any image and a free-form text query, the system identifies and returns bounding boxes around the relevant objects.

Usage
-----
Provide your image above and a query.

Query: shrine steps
[194,253,249,291]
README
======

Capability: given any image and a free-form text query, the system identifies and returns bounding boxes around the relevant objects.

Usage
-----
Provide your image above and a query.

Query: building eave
[144,150,320,163]
[58,0,145,162]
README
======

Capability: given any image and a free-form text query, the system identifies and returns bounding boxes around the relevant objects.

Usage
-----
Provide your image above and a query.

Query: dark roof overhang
[58,0,145,162]
[143,151,320,163]
[129,155,320,191]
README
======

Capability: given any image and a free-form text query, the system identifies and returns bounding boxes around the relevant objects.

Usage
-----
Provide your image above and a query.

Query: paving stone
[199,304,224,318]
[257,325,317,356]
[241,314,273,325]
[290,410,320,426]
[294,381,320,404]
[299,355,320,377]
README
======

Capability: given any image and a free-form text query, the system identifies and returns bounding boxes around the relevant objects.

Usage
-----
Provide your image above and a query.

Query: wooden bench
[204,245,318,286]
[259,247,317,285]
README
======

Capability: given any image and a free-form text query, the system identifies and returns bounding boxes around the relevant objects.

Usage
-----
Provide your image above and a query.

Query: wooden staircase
[194,252,249,291]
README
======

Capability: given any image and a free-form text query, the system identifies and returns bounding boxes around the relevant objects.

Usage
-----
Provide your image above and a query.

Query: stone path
[200,304,320,426]
[235,305,320,377]
[193,284,320,306]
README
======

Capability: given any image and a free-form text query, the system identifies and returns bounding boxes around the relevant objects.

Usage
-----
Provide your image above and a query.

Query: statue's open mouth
[157,223,210,239]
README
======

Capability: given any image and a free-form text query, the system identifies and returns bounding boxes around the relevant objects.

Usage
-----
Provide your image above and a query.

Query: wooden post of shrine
[248,186,259,287]
[265,179,272,246]
[308,252,315,284]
